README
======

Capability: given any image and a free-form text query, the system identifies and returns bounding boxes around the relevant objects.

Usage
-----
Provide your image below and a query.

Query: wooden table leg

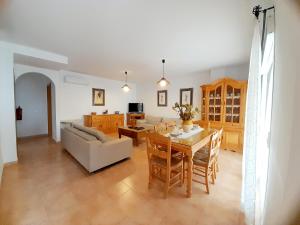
[118,132,122,139]
[187,155,193,198]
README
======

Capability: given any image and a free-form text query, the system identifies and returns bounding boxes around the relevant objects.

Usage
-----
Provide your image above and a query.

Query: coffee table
[118,126,151,146]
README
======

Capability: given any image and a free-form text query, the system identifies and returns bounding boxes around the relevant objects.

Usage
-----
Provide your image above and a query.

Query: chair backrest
[165,121,177,133]
[208,131,220,160]
[146,132,172,163]
[217,128,223,149]
[154,123,167,133]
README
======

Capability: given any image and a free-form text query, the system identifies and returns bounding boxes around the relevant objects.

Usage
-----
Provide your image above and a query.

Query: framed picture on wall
[180,88,193,106]
[92,88,105,106]
[157,90,167,107]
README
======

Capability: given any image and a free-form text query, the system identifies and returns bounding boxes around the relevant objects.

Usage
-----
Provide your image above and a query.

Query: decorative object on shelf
[16,106,22,121]
[103,110,108,114]
[157,90,167,107]
[157,59,170,87]
[92,88,105,106]
[172,102,199,132]
[121,71,131,92]
[180,88,193,106]
[91,112,96,115]
[114,111,120,114]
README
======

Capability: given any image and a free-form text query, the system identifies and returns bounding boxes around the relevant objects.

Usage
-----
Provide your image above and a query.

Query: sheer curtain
[241,10,275,225]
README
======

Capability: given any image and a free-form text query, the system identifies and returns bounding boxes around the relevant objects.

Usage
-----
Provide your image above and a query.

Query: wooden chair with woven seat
[212,128,223,179]
[154,123,167,133]
[146,132,184,198]
[165,121,177,133]
[192,131,220,194]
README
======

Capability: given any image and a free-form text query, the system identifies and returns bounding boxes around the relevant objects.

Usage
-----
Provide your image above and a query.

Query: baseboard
[17,134,49,140]
[4,160,18,167]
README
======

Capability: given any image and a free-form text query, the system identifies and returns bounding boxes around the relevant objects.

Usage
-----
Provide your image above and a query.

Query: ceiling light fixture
[157,59,170,87]
[122,71,130,92]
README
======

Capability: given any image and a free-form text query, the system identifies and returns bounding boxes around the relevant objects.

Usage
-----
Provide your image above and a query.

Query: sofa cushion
[145,115,163,124]
[73,124,108,142]
[65,127,98,141]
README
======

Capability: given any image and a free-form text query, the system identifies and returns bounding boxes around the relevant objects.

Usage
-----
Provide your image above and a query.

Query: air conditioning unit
[64,75,89,86]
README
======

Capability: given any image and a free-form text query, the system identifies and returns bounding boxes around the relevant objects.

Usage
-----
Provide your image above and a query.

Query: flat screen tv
[128,103,143,113]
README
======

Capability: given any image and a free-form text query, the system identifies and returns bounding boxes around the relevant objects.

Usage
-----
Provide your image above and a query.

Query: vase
[182,119,193,132]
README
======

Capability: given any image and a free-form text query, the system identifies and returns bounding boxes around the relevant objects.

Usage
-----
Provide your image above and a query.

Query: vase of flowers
[172,103,199,132]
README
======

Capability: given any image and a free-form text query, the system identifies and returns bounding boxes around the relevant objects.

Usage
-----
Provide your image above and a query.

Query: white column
[0,48,18,163]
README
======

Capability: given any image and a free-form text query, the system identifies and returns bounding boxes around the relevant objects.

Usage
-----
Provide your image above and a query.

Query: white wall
[263,1,300,225]
[15,73,51,137]
[14,65,137,141]
[59,70,136,121]
[0,137,3,184]
[210,63,249,81]
[136,64,249,119]
[136,71,211,118]
[0,49,18,163]
[51,83,56,141]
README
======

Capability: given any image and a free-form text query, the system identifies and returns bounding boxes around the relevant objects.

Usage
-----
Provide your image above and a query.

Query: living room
[0,1,300,225]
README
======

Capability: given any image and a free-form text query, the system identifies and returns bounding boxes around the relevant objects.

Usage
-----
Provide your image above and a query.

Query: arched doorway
[15,72,56,141]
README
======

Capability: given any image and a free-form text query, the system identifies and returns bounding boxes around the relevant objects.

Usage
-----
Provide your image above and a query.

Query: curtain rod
[252,5,275,20]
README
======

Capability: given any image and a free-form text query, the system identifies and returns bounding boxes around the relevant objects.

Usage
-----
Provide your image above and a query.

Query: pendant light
[157,59,170,87]
[122,71,130,92]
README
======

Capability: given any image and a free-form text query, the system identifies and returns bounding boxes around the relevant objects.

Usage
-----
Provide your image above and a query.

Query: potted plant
[172,103,199,132]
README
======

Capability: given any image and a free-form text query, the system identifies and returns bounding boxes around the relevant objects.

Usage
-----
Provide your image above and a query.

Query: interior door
[47,83,52,138]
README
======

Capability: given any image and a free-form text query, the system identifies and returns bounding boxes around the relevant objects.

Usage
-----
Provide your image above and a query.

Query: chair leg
[165,168,170,198]
[205,170,210,194]
[180,162,184,187]
[213,161,217,180]
[148,163,153,189]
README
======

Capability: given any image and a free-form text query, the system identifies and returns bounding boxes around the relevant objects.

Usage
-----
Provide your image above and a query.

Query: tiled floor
[0,136,245,225]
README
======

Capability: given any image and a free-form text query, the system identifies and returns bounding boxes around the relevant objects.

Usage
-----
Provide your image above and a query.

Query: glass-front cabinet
[200,78,247,152]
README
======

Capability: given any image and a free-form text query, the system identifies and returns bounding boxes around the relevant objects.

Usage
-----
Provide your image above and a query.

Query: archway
[15,72,57,141]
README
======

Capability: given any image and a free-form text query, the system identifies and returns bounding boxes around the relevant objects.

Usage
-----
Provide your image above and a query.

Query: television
[128,103,143,113]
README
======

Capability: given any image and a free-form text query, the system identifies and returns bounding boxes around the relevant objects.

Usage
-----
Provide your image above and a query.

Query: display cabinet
[199,78,247,152]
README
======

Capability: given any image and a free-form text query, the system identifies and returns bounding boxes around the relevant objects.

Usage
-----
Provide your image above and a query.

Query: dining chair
[146,132,184,198]
[154,123,167,133]
[165,121,177,133]
[192,131,219,194]
[212,128,223,179]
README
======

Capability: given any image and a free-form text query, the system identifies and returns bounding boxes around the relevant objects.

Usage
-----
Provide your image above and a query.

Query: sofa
[61,123,133,173]
[136,115,181,130]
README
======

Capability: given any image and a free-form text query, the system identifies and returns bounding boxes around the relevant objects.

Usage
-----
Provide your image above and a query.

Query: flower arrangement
[172,103,199,121]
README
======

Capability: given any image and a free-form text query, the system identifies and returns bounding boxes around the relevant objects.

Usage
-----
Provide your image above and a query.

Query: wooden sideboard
[84,114,124,133]
[126,113,145,126]
[199,78,247,153]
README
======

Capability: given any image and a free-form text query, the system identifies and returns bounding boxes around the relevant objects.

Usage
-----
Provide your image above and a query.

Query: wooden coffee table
[118,126,151,146]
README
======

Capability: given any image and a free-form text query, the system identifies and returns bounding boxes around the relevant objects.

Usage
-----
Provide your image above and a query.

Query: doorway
[15,73,56,141]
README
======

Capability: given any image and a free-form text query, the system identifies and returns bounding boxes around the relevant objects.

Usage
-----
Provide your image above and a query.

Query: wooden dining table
[166,128,215,198]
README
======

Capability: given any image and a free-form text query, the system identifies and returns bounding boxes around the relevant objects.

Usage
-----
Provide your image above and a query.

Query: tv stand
[127,113,145,126]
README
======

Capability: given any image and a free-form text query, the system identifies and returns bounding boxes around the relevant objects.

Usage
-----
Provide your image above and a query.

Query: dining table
[162,128,215,198]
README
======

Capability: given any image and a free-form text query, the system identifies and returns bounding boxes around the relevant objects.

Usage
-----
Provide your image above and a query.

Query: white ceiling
[0,0,254,82]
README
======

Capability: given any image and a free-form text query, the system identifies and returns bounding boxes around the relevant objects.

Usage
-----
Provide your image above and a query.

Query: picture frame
[180,88,193,106]
[157,90,168,107]
[92,88,105,106]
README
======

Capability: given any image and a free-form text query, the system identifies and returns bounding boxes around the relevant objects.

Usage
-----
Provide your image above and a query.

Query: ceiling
[0,0,254,82]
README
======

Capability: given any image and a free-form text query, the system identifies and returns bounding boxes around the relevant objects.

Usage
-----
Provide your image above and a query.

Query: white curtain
[242,11,275,225]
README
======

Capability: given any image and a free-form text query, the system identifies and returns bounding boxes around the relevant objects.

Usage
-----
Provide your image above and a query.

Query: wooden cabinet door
[223,80,245,127]
[207,82,224,124]
[222,129,243,152]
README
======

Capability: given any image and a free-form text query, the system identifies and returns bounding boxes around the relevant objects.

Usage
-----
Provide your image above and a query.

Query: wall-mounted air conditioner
[64,75,89,86]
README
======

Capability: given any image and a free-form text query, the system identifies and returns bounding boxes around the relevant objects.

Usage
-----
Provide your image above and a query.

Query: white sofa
[61,124,133,173]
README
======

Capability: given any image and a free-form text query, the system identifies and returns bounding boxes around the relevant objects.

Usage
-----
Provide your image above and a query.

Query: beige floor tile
[0,136,245,225]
